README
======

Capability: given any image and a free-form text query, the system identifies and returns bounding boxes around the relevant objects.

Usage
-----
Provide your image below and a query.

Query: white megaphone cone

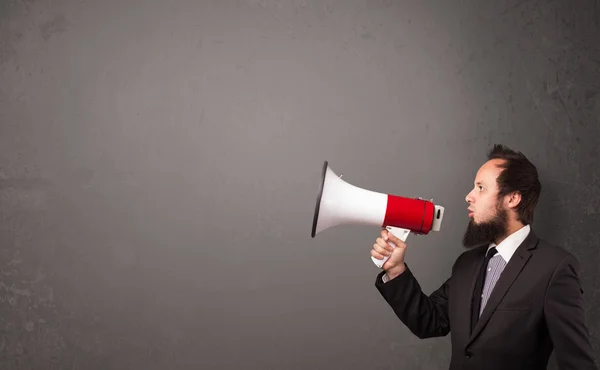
[311,161,445,268]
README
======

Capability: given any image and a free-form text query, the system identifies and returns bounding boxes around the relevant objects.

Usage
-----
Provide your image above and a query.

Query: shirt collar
[487,224,531,263]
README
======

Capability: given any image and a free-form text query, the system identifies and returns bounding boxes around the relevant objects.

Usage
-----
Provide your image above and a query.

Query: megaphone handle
[371,226,410,268]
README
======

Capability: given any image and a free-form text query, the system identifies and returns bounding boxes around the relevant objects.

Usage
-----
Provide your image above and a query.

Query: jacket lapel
[466,229,539,346]
[456,247,487,345]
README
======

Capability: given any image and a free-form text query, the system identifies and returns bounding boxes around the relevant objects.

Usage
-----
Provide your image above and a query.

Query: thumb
[386,230,405,248]
[385,230,398,242]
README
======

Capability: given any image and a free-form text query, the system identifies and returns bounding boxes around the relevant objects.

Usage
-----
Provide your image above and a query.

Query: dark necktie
[471,246,498,332]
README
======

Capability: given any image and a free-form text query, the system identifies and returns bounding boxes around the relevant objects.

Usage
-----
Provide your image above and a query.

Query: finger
[375,238,393,252]
[387,231,397,242]
[373,243,391,256]
[381,228,391,240]
[371,249,386,260]
[376,238,394,252]
[386,232,406,248]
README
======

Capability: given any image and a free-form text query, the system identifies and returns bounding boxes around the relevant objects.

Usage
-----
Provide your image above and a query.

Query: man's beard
[462,206,509,248]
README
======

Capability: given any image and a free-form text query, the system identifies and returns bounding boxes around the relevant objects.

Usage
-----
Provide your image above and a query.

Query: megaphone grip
[371,226,410,268]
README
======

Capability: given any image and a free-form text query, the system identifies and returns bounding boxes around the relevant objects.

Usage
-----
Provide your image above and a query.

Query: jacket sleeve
[544,253,598,370]
[375,264,450,339]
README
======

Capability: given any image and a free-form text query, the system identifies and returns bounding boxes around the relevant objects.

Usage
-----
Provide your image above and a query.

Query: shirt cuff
[382,273,390,283]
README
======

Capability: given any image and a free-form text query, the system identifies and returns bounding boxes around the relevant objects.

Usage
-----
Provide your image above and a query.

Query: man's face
[462,159,509,247]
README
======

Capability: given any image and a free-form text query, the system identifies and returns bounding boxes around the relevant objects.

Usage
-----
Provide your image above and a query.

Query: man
[371,144,597,370]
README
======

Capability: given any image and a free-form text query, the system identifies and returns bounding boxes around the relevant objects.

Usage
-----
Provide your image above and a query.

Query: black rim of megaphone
[311,160,328,238]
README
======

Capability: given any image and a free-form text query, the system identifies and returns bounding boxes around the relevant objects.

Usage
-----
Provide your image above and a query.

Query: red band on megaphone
[383,195,434,234]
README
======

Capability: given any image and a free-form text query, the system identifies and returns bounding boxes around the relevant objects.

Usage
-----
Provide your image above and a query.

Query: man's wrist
[385,263,406,280]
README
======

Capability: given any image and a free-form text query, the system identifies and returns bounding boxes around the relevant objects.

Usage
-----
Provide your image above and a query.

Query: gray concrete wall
[1,0,598,369]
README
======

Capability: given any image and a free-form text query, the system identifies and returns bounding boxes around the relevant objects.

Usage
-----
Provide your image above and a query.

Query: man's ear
[506,191,522,209]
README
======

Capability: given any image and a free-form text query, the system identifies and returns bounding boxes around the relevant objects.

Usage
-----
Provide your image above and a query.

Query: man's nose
[465,192,473,204]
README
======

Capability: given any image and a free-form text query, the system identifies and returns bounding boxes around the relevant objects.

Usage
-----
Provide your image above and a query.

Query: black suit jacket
[375,229,597,370]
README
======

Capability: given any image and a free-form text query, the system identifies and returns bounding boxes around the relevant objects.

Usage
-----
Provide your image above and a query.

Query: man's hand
[371,228,407,279]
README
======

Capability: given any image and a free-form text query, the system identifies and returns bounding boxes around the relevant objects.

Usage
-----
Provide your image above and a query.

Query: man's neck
[493,222,526,245]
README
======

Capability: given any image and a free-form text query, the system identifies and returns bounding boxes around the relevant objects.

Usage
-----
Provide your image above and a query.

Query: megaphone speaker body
[311,161,445,268]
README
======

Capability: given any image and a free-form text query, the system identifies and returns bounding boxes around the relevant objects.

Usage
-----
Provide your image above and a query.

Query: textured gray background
[1,0,599,369]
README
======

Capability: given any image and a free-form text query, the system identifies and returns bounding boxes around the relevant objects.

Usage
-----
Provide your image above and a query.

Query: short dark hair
[487,144,542,225]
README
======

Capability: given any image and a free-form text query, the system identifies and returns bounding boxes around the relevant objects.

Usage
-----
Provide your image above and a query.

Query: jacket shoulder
[533,238,581,270]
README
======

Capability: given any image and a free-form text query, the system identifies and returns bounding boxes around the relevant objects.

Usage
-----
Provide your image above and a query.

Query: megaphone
[311,161,445,268]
